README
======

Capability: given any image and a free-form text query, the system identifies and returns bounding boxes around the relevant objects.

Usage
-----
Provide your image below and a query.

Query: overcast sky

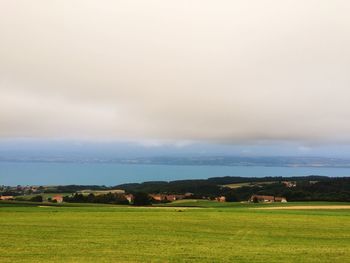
[1,1,350,150]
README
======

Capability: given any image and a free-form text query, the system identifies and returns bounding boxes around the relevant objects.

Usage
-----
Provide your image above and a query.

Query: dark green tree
[133,192,152,206]
[30,195,43,202]
[224,191,239,202]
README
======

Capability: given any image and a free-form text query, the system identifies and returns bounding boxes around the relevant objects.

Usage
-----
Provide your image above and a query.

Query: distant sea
[1,162,350,186]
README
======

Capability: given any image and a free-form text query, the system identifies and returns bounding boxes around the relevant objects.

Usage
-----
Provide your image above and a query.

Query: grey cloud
[1,1,350,143]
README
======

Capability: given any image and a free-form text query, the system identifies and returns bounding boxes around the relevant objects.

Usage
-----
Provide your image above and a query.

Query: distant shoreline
[2,156,350,169]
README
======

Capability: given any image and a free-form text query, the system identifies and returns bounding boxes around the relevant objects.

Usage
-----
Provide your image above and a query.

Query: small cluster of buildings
[0,185,43,195]
[149,194,228,203]
[149,193,193,202]
[249,195,287,203]
[148,194,286,203]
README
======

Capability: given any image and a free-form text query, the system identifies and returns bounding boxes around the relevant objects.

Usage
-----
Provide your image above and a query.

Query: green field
[1,201,350,262]
[223,181,276,189]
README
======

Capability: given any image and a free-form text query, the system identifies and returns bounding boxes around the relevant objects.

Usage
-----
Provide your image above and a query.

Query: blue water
[1,162,350,186]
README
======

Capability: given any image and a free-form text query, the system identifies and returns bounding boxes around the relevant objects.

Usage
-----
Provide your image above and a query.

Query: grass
[77,189,125,195]
[1,201,350,262]
[157,199,350,208]
[223,181,277,189]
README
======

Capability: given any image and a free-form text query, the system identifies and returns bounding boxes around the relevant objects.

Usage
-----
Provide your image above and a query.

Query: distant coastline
[1,156,350,168]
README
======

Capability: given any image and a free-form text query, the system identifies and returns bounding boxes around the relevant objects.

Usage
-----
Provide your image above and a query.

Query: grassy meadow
[1,201,350,263]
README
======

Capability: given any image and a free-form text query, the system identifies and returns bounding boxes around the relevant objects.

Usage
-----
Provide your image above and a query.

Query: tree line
[63,192,129,205]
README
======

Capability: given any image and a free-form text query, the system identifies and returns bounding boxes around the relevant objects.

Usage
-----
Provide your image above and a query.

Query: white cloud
[1,1,350,143]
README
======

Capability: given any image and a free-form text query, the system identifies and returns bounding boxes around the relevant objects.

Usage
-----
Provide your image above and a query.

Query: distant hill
[115,176,350,202]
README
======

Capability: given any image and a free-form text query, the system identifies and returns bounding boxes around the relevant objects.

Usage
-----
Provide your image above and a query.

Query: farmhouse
[52,195,63,203]
[249,195,287,203]
[149,194,186,202]
[125,194,134,203]
[149,194,164,201]
[0,196,14,200]
[215,196,226,202]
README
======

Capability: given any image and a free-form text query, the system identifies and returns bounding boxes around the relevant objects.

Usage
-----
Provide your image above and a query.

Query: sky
[1,1,350,157]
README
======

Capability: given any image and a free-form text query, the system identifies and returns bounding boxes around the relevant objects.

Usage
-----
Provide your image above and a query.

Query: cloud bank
[1,1,350,143]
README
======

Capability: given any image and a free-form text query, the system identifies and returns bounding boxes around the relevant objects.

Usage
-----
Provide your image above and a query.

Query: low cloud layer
[1,1,350,143]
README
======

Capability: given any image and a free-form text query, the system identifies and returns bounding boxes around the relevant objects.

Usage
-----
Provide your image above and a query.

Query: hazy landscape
[1,1,350,262]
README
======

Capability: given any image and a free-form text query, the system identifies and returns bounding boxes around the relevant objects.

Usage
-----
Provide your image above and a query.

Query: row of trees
[63,192,153,206]
[63,193,129,205]
[14,195,44,202]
